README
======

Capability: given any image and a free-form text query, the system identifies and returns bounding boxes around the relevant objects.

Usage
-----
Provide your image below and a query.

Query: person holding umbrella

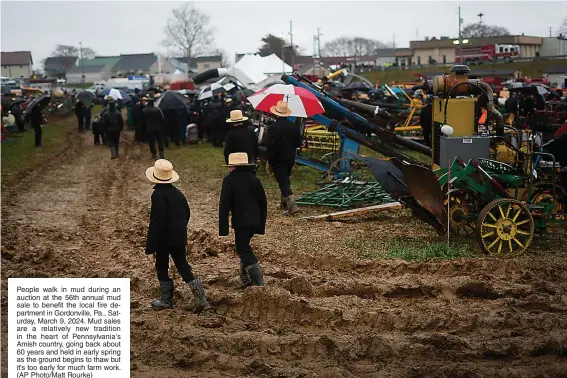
[224,110,258,169]
[26,94,50,148]
[206,92,226,147]
[219,152,267,287]
[101,98,124,159]
[145,159,210,311]
[142,94,167,160]
[266,101,301,215]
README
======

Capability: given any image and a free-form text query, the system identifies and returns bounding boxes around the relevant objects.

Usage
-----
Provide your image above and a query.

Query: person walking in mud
[142,94,167,160]
[75,97,86,132]
[266,101,301,215]
[145,159,210,311]
[101,99,124,159]
[224,110,258,170]
[219,152,267,287]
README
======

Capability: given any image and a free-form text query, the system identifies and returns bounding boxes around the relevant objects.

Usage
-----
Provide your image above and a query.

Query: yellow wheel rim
[477,199,534,256]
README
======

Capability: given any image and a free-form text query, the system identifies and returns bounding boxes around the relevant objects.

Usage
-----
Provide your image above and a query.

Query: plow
[280,64,567,255]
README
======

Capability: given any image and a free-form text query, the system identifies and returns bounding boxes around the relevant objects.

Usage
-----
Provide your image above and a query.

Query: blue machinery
[281,74,432,178]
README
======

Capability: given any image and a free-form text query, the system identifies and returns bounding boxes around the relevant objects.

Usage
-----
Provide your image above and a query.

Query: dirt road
[2,129,567,377]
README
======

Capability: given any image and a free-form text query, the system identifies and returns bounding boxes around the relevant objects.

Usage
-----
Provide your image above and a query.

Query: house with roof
[110,53,174,78]
[169,55,223,74]
[1,51,33,78]
[66,56,121,84]
[44,56,78,78]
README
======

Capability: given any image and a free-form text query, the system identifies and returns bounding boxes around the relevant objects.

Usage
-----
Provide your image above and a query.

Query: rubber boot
[159,150,165,160]
[285,195,300,215]
[151,153,157,160]
[151,280,173,309]
[115,144,119,157]
[110,146,117,160]
[277,196,286,210]
[245,263,264,286]
[239,261,252,287]
[188,278,210,311]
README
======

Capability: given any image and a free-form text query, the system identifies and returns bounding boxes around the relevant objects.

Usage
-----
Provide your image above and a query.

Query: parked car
[57,78,67,84]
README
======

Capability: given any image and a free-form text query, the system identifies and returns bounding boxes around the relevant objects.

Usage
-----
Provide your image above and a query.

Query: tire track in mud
[2,130,567,377]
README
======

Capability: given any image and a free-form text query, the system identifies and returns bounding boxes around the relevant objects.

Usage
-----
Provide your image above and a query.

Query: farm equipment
[390,65,567,255]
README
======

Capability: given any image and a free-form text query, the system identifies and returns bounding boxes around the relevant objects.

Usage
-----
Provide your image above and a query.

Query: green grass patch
[383,237,476,262]
[1,106,101,183]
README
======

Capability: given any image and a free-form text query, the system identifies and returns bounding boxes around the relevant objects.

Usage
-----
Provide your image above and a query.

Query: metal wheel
[446,191,476,236]
[476,199,534,256]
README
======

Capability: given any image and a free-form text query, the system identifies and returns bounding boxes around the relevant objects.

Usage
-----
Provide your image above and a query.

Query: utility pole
[549,26,552,37]
[79,41,84,87]
[458,6,463,64]
[477,12,484,24]
[393,34,396,67]
[289,20,294,72]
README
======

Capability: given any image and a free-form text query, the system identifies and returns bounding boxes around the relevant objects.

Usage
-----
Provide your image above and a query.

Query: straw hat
[269,101,292,117]
[145,159,179,184]
[223,152,255,167]
[226,109,249,123]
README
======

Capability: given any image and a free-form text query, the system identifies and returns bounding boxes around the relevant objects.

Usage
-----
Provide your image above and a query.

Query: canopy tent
[226,54,293,91]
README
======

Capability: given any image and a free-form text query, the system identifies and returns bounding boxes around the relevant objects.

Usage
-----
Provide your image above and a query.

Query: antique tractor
[393,65,567,255]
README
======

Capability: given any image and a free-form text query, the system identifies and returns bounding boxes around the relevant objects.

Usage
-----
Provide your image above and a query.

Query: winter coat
[223,125,258,164]
[205,98,225,126]
[219,167,267,236]
[102,102,124,133]
[132,102,144,124]
[75,102,86,117]
[145,184,191,254]
[266,117,301,165]
[505,97,518,115]
[419,104,433,134]
[142,103,166,133]
[29,106,43,127]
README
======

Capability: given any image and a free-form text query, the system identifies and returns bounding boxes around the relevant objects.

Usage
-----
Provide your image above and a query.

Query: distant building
[1,51,33,78]
[170,55,223,73]
[543,66,567,87]
[538,36,567,57]
[44,56,78,78]
[110,53,174,78]
[409,35,543,65]
[66,56,121,84]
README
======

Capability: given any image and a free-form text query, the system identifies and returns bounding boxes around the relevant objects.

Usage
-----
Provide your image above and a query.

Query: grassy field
[1,106,101,183]
[361,58,567,83]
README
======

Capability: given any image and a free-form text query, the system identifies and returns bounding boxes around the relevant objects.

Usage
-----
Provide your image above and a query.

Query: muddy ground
[2,126,567,377]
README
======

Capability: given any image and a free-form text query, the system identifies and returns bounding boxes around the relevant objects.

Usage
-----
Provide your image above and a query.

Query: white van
[0,76,16,86]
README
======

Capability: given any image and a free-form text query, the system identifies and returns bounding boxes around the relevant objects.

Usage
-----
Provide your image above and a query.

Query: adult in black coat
[143,96,166,160]
[101,101,124,159]
[266,101,301,215]
[29,104,44,147]
[132,100,145,143]
[145,159,210,310]
[75,98,86,132]
[206,93,226,147]
[219,152,267,286]
[505,94,518,115]
[224,110,258,166]
[10,103,25,132]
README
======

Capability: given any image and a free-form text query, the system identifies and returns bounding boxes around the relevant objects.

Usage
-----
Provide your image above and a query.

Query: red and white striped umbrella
[247,84,324,118]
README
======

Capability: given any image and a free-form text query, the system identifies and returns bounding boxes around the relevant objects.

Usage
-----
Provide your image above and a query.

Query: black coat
[505,97,518,114]
[267,117,301,164]
[75,102,86,117]
[219,168,267,236]
[102,109,124,133]
[146,184,191,254]
[224,125,258,164]
[29,106,43,127]
[205,98,225,126]
[419,104,433,134]
[142,104,166,133]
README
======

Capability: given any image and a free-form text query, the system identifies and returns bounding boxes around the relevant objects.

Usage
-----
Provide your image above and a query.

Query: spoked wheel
[476,199,534,256]
[445,189,477,237]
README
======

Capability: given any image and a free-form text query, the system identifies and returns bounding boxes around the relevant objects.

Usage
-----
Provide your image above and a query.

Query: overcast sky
[2,1,566,69]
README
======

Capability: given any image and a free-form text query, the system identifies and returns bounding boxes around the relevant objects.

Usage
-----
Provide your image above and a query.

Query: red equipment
[168,80,195,91]
[456,44,520,64]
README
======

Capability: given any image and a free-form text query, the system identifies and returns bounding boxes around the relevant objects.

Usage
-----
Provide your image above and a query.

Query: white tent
[227,54,292,90]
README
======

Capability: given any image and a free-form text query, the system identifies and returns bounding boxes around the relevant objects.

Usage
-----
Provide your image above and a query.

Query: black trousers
[77,115,84,132]
[234,227,258,268]
[32,123,42,146]
[148,130,165,156]
[155,245,195,283]
[271,160,294,197]
[93,133,103,145]
[107,131,120,152]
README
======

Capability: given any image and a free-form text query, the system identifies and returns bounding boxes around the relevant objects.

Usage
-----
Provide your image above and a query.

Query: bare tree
[52,45,79,57]
[322,37,387,57]
[461,23,511,38]
[163,3,214,76]
[81,47,96,59]
[213,48,231,68]
[558,17,567,36]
